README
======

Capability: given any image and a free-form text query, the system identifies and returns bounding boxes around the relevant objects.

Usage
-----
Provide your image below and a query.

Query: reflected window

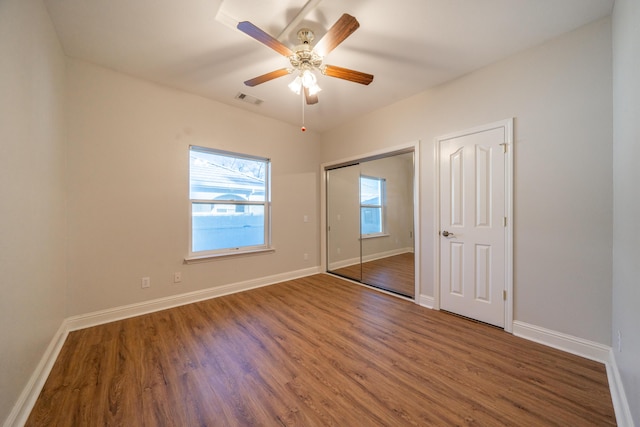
[360,175,385,236]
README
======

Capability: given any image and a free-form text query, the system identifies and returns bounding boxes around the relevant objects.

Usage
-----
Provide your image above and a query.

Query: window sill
[184,247,276,264]
[361,233,389,240]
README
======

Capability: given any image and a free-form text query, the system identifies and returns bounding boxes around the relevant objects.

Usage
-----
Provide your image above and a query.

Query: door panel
[450,147,464,227]
[450,242,464,295]
[440,126,507,327]
[475,144,491,227]
[475,244,491,301]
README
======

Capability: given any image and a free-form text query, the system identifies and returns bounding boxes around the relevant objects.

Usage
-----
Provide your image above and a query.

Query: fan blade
[323,65,374,85]
[244,68,291,87]
[237,21,293,57]
[304,87,319,105]
[314,13,360,57]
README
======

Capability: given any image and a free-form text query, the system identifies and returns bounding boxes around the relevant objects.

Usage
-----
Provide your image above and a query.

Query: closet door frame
[320,142,420,301]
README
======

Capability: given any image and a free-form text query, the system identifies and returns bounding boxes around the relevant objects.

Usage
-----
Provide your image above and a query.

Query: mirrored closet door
[326,150,415,298]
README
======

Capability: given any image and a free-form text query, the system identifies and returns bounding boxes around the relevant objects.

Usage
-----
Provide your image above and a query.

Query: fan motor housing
[297,28,315,44]
[290,28,322,70]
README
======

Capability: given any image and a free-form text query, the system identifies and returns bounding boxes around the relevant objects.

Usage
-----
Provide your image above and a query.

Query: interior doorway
[437,119,513,330]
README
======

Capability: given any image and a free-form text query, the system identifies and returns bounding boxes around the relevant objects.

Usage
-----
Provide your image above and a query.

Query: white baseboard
[5,266,320,427]
[513,321,633,427]
[419,294,435,309]
[66,266,321,331]
[328,247,414,270]
[512,320,610,362]
[606,350,635,427]
[3,323,69,427]
[362,247,414,263]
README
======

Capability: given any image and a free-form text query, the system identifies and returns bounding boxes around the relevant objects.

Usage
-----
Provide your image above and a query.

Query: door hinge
[503,217,507,227]
[499,143,508,153]
[503,290,507,301]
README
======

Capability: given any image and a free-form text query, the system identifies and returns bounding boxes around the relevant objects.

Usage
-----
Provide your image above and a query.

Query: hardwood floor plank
[27,274,615,426]
[332,252,415,297]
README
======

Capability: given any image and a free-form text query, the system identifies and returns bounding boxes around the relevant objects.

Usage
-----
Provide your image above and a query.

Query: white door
[439,121,512,328]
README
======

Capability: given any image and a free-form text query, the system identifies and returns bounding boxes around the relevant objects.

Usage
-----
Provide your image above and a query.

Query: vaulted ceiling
[44,0,614,132]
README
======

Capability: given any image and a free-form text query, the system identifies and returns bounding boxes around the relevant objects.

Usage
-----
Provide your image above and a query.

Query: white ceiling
[44,0,614,133]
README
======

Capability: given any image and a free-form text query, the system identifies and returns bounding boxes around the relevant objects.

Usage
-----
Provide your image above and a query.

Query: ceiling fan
[237,13,374,105]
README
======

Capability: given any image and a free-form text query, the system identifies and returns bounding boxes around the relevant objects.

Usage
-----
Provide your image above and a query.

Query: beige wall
[612,0,640,423]
[65,59,321,316]
[321,18,613,345]
[0,0,67,422]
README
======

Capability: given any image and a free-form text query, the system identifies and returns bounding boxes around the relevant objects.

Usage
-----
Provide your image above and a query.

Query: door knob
[442,230,454,237]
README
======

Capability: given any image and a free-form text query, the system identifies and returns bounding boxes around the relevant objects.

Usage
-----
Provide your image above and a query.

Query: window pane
[190,150,266,201]
[360,176,381,204]
[192,203,265,252]
[361,207,382,234]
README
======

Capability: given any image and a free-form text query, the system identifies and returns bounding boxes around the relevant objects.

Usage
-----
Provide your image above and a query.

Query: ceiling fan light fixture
[238,13,370,108]
[301,69,316,87]
[288,75,302,94]
[289,70,321,95]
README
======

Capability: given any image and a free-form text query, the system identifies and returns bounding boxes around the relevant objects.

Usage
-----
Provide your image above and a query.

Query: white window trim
[360,175,386,236]
[361,233,389,239]
[184,247,276,264]
[187,145,272,261]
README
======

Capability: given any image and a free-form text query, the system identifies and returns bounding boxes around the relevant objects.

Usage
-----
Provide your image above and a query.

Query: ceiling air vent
[235,92,264,106]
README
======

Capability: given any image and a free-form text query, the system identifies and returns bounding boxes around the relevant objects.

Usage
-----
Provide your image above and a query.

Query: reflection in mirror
[326,164,362,282]
[326,151,415,298]
[360,153,415,297]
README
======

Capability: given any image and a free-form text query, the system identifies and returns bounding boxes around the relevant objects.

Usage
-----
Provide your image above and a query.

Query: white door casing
[437,119,513,330]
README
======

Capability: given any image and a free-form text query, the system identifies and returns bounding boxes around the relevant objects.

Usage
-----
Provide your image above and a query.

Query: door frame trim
[434,119,514,332]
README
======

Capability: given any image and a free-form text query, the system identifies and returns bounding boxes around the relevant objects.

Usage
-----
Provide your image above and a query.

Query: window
[189,146,270,257]
[360,175,385,236]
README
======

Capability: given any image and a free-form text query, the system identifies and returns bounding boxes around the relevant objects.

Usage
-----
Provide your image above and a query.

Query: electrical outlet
[141,277,150,289]
[174,272,182,283]
[303,253,309,260]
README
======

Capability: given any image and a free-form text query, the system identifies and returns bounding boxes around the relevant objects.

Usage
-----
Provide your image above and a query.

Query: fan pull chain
[301,90,306,132]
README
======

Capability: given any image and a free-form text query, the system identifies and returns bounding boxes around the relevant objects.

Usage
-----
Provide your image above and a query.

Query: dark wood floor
[332,252,415,297]
[27,274,616,426]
